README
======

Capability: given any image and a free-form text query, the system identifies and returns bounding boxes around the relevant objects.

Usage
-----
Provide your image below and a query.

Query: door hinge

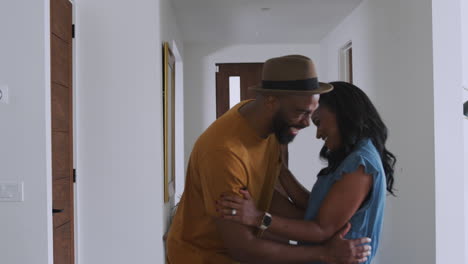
[216,65,219,73]
[73,168,76,183]
[72,24,75,39]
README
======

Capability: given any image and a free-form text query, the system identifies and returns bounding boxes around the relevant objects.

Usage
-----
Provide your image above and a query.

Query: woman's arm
[278,163,310,210]
[269,190,305,220]
[218,165,373,243]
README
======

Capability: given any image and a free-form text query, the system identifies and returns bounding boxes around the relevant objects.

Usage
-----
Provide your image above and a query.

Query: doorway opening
[340,41,353,83]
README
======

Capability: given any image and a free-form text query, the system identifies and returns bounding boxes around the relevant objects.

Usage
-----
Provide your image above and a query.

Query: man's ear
[264,94,280,111]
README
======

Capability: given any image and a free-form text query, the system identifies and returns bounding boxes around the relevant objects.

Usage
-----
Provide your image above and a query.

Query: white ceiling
[172,0,363,44]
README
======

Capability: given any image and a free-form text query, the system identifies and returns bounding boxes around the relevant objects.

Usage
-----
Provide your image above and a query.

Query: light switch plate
[0,182,24,202]
[0,85,9,104]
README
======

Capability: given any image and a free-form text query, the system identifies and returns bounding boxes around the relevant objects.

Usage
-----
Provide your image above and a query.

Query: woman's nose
[300,116,310,128]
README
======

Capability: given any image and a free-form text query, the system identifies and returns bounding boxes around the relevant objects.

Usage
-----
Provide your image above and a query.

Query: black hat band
[262,78,319,91]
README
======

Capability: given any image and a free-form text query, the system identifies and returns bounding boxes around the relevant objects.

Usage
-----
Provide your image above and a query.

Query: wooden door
[215,63,288,164]
[215,63,263,118]
[51,0,74,263]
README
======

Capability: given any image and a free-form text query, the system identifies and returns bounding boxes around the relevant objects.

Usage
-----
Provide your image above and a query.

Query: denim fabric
[304,139,386,264]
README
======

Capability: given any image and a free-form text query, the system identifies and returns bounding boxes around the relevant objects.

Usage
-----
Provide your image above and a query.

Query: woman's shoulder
[338,139,383,176]
[350,139,380,161]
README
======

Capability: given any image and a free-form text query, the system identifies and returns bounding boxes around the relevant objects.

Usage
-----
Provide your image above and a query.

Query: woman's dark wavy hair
[318,81,396,195]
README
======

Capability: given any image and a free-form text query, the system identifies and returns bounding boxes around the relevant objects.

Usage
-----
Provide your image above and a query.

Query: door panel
[51,35,71,87]
[51,0,74,263]
[215,63,263,118]
[51,0,72,41]
[240,65,263,100]
[53,222,73,264]
[52,132,70,180]
[215,70,230,117]
[52,84,70,131]
[53,178,72,228]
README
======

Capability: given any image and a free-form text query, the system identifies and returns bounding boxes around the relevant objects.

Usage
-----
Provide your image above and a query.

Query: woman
[216,82,396,263]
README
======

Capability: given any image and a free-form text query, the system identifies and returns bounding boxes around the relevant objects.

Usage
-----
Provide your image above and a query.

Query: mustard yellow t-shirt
[166,100,282,264]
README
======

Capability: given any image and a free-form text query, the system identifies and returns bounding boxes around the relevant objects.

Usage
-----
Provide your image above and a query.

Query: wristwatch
[259,212,272,231]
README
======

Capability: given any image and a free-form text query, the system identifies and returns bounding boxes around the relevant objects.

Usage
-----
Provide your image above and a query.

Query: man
[166,55,371,263]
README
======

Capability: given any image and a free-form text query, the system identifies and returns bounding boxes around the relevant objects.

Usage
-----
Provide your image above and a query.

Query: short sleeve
[198,149,248,217]
[333,151,381,212]
[333,151,380,181]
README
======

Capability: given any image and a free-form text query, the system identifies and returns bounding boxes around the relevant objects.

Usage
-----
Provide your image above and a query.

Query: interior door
[51,0,75,263]
[215,63,288,164]
[215,63,263,118]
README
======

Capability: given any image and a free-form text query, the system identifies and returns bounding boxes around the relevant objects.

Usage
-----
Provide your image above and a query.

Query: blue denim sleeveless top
[304,139,386,264]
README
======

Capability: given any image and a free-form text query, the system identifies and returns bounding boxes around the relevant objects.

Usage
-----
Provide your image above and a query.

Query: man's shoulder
[195,113,245,150]
[194,138,247,163]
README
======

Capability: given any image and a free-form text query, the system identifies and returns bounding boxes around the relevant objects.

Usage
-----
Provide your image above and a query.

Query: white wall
[465,90,468,262]
[432,0,465,263]
[159,0,185,234]
[0,1,53,264]
[184,43,324,190]
[319,0,439,263]
[462,0,468,90]
[463,0,468,259]
[75,0,177,263]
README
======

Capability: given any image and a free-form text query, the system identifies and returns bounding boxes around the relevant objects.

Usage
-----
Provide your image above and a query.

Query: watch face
[264,214,272,227]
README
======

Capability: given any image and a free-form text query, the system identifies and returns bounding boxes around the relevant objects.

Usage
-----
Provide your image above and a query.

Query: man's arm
[218,166,373,244]
[201,150,369,263]
[260,190,305,243]
[270,190,304,220]
[215,218,370,264]
[278,164,310,210]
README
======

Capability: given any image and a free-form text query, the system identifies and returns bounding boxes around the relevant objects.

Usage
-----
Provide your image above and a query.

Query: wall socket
[0,85,9,104]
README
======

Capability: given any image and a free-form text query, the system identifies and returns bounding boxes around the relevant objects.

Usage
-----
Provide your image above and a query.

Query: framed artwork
[163,42,176,203]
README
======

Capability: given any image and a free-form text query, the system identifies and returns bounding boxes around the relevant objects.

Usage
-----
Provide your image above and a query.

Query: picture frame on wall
[163,42,176,203]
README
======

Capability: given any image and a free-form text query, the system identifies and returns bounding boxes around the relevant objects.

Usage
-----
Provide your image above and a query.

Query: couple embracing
[167,55,396,264]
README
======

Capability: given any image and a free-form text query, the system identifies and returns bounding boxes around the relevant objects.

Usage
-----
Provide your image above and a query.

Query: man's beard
[272,110,302,144]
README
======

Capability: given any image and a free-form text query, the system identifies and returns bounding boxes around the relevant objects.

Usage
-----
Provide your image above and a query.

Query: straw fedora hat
[250,55,333,95]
